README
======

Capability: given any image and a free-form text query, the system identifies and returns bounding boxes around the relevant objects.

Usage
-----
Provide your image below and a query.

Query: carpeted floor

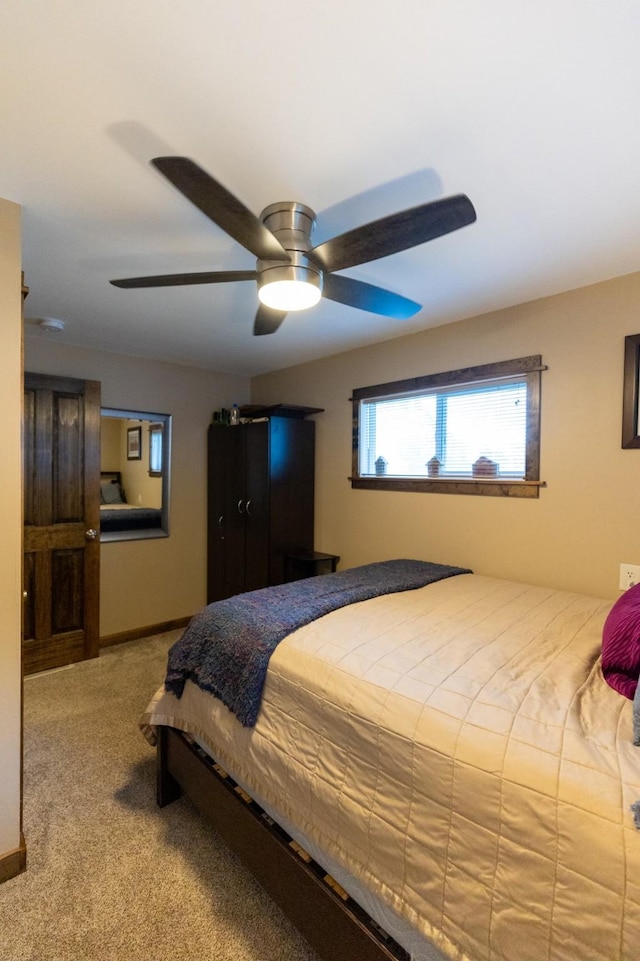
[0,633,319,961]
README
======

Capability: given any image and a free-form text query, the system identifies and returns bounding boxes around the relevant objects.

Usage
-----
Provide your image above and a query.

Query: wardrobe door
[267,417,315,586]
[207,425,246,602]
[223,427,247,598]
[243,421,270,593]
[207,427,232,603]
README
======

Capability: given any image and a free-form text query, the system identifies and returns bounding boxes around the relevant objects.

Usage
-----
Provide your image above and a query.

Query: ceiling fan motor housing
[257,202,323,301]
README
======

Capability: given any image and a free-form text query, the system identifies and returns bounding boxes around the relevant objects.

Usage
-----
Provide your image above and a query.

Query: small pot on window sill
[427,457,441,477]
[472,456,498,478]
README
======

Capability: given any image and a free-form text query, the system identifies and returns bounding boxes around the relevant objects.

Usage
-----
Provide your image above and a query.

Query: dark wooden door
[23,373,101,675]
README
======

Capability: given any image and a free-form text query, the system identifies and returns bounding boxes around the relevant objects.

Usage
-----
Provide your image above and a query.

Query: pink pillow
[601,583,640,699]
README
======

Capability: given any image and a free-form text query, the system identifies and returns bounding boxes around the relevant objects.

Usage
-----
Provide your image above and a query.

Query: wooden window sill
[350,477,545,498]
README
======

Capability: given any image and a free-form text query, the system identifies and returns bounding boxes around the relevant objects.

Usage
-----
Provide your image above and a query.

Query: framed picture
[622,334,640,449]
[127,426,142,460]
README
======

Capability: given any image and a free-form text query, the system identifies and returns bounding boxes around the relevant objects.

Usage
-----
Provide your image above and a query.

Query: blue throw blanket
[165,558,472,727]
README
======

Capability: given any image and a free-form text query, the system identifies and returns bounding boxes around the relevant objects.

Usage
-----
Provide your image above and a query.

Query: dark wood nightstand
[284,551,340,582]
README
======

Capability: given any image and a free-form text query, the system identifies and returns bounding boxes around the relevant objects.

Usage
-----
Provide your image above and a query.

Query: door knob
[85,529,98,540]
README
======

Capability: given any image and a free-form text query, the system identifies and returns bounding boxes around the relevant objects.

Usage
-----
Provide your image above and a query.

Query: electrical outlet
[619,563,640,591]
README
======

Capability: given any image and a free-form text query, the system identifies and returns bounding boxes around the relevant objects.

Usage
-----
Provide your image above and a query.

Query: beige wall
[0,199,22,858]
[100,416,121,470]
[24,338,250,637]
[252,272,640,600]
[21,269,640,642]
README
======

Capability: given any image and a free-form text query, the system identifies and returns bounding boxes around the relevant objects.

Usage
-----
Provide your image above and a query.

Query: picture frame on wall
[622,334,640,449]
[127,425,142,460]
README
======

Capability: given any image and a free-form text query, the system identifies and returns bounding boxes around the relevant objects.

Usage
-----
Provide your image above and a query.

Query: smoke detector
[38,317,65,333]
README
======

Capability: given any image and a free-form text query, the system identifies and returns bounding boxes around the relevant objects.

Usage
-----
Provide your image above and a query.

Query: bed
[100,471,162,532]
[139,560,640,961]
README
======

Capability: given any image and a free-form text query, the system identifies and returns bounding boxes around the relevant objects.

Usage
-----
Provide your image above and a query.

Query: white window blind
[360,379,527,478]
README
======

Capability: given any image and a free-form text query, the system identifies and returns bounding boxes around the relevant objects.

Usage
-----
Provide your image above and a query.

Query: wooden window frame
[350,356,545,499]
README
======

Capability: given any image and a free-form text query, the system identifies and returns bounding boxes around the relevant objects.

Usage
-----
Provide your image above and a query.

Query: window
[351,356,544,498]
[148,423,164,477]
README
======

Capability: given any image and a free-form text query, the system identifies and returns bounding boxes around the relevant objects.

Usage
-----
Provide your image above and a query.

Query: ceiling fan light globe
[258,279,322,312]
[257,259,323,312]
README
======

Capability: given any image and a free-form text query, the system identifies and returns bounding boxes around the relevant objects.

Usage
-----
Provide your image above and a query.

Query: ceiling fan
[110,157,477,336]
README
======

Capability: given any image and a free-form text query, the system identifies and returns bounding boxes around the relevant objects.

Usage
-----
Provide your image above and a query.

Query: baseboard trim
[100,617,191,649]
[0,834,26,884]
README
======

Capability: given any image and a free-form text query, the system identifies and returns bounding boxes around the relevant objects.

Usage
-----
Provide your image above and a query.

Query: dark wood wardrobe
[207,409,319,602]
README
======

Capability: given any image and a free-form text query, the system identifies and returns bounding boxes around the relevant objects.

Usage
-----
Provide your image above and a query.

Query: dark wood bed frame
[100,469,122,487]
[157,726,409,961]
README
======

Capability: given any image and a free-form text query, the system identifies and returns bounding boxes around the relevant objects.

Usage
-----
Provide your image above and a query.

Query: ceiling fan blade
[309,194,476,273]
[110,270,257,289]
[152,157,289,262]
[323,274,421,319]
[253,304,287,336]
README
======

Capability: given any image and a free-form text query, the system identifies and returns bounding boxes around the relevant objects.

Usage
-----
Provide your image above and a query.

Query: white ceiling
[3,1,640,377]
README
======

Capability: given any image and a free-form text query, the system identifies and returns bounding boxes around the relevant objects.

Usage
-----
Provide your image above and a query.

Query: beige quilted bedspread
[141,573,640,961]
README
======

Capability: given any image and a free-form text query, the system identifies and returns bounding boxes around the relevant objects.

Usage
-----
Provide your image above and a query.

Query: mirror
[100,407,171,541]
